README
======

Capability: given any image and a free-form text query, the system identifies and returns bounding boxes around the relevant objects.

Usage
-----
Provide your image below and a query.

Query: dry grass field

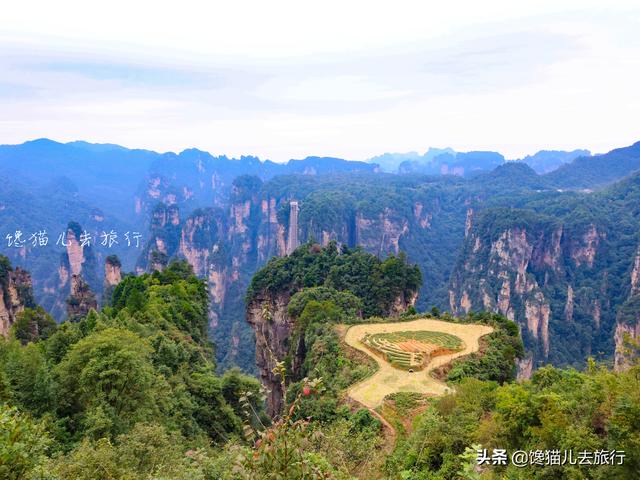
[344,318,493,409]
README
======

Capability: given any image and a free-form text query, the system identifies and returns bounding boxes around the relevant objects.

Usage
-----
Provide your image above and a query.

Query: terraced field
[362,330,463,370]
[344,318,493,409]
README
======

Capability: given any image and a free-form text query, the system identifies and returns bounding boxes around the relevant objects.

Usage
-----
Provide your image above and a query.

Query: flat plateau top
[344,318,494,409]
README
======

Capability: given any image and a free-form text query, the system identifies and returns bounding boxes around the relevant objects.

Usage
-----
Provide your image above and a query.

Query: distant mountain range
[1,137,640,374]
[368,147,593,175]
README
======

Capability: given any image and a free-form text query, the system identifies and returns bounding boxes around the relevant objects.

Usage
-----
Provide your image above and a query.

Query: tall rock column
[66,274,97,321]
[246,292,293,417]
[0,257,34,337]
[103,255,122,306]
[287,201,300,254]
[614,246,640,370]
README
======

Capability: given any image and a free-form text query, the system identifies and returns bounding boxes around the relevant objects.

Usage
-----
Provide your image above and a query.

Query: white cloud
[0,1,639,160]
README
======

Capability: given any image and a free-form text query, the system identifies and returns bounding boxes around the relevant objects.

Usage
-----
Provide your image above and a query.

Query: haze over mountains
[1,137,640,374]
[368,147,592,175]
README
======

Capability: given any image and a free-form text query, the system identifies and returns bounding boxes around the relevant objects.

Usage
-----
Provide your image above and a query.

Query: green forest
[1,248,639,479]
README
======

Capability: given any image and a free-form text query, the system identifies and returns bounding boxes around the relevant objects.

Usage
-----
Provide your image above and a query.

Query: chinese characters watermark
[477,448,625,468]
[5,230,143,249]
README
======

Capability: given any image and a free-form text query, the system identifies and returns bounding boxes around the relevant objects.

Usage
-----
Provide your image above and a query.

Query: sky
[1,1,639,162]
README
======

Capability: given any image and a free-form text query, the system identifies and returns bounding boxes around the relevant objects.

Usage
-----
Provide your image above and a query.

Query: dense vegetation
[2,246,640,479]
[4,139,640,374]
[546,141,640,189]
[0,260,269,478]
[424,312,525,385]
[248,241,422,318]
[2,139,640,478]
[452,172,640,368]
[249,241,422,427]
[386,363,639,479]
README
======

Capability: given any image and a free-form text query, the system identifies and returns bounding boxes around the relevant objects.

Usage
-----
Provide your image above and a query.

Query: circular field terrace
[344,318,493,409]
[361,330,464,371]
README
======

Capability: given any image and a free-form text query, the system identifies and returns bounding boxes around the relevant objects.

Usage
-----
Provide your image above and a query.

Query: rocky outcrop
[613,245,640,370]
[524,294,550,356]
[43,222,100,320]
[564,285,574,323]
[391,290,419,317]
[631,248,640,296]
[66,274,97,321]
[136,178,433,372]
[614,313,640,371]
[179,215,212,276]
[137,204,252,368]
[257,197,286,261]
[413,202,432,229]
[451,224,554,358]
[66,228,85,276]
[0,259,34,336]
[356,209,409,256]
[246,292,293,417]
[248,283,418,416]
[246,238,420,416]
[449,213,612,373]
[286,201,300,254]
[138,204,182,272]
[450,208,640,373]
[103,255,122,307]
[570,224,602,268]
[516,356,534,380]
[104,255,122,287]
[593,299,601,328]
[230,200,252,235]
[465,208,474,237]
[135,175,193,221]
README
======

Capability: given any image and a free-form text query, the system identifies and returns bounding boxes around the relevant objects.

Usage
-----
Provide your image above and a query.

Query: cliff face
[134,168,638,375]
[137,202,254,369]
[246,286,418,416]
[137,204,182,273]
[104,256,122,287]
[246,292,293,417]
[631,248,640,296]
[43,223,100,320]
[103,255,122,307]
[614,316,640,370]
[450,225,554,365]
[66,274,97,320]
[0,259,34,336]
[614,246,640,370]
[244,242,420,416]
[356,209,409,256]
[138,174,449,372]
[450,212,616,376]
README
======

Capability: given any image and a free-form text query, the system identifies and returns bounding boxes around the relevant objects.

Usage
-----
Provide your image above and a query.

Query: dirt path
[344,318,493,409]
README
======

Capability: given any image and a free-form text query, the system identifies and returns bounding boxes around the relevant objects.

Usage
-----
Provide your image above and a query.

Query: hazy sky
[1,1,639,161]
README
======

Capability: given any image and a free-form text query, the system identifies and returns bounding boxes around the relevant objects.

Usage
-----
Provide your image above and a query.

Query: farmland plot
[344,318,493,408]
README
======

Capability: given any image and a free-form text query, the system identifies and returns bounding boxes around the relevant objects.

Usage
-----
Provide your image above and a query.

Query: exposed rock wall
[43,223,100,320]
[449,215,614,376]
[103,255,122,307]
[66,274,97,320]
[614,314,640,371]
[614,245,640,370]
[286,201,300,254]
[66,229,85,276]
[355,209,409,256]
[0,262,34,336]
[246,267,418,416]
[631,248,640,296]
[104,256,122,286]
[246,292,293,417]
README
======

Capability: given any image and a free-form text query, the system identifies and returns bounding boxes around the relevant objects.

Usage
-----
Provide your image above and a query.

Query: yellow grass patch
[344,318,493,409]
